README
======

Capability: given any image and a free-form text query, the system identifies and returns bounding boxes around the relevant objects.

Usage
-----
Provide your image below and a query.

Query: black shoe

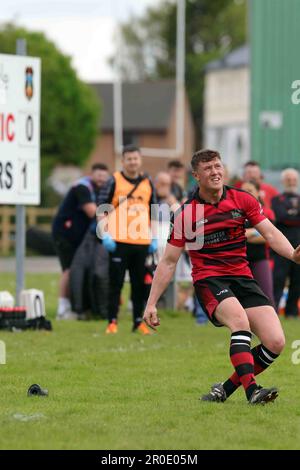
[201,382,227,402]
[249,386,278,405]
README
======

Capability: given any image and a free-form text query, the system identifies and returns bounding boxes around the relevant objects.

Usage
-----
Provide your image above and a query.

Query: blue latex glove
[148,238,158,254]
[102,233,117,253]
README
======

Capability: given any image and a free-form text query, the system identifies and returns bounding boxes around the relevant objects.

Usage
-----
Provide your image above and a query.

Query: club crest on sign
[25,66,33,100]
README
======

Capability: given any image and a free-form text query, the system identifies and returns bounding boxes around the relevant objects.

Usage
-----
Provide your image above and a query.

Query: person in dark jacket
[52,163,109,319]
[272,168,300,317]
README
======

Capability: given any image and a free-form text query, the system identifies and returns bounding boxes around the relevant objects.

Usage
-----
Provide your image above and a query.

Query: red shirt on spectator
[235,180,279,209]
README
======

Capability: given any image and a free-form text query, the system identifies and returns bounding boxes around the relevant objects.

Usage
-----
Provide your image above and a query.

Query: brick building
[87,80,195,178]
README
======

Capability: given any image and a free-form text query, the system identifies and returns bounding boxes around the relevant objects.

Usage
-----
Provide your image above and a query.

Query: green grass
[1,272,300,449]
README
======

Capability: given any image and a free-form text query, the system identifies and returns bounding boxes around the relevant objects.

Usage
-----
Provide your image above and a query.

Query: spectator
[97,145,157,335]
[236,161,279,209]
[153,171,180,309]
[167,160,186,202]
[155,171,180,211]
[241,181,275,306]
[272,168,300,317]
[52,163,109,320]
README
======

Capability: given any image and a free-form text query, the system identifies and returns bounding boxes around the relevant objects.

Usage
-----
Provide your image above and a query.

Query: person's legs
[128,244,149,329]
[107,243,128,324]
[53,236,77,317]
[247,306,285,353]
[59,269,70,299]
[214,298,258,401]
[250,259,275,307]
[273,255,290,311]
[198,278,278,403]
[56,269,73,317]
[285,263,300,317]
[222,306,285,397]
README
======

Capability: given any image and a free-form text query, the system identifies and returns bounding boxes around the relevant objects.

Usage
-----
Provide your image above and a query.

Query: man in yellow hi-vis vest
[97,145,157,334]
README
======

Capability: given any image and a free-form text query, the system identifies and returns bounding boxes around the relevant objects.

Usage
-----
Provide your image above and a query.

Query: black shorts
[194,276,273,327]
[53,235,78,271]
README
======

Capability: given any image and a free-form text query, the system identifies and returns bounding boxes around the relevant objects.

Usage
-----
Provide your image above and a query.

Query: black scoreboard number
[26,115,33,142]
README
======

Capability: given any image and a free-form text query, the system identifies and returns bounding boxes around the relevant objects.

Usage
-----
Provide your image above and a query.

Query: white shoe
[56,311,78,321]
[57,298,72,316]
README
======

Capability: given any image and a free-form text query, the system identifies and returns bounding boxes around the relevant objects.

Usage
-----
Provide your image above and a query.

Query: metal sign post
[0,44,41,305]
[15,39,27,305]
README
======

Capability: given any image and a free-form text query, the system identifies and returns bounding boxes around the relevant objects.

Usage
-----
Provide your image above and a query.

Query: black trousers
[108,243,149,325]
[273,254,300,317]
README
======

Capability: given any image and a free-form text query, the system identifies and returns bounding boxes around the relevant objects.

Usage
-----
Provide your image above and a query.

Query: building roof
[205,44,249,72]
[90,80,176,132]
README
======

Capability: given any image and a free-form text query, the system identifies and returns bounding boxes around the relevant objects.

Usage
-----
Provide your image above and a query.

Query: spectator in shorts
[52,163,109,319]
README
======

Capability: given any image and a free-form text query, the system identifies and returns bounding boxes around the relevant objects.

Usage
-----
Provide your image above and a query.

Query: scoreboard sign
[0,53,41,205]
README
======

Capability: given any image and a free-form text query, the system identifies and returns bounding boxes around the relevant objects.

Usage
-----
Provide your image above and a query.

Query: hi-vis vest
[108,172,152,245]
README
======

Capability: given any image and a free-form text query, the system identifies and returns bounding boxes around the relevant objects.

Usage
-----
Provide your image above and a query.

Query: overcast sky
[0,0,163,81]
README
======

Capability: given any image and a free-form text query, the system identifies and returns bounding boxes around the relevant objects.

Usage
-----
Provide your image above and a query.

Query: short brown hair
[91,163,108,172]
[122,145,141,156]
[167,159,185,170]
[191,149,221,171]
[244,160,260,169]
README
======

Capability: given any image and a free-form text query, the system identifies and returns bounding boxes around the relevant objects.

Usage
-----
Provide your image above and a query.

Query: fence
[0,207,56,255]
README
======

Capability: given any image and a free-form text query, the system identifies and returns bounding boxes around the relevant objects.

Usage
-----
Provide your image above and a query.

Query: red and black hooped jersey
[168,186,266,283]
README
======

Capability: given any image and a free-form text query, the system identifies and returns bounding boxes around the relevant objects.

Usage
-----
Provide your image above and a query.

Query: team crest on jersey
[231,209,244,219]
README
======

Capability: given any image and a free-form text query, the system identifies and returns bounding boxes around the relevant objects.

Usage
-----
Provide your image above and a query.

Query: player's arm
[245,228,266,244]
[82,202,97,218]
[143,243,184,329]
[255,218,300,263]
[76,185,97,218]
[96,176,116,233]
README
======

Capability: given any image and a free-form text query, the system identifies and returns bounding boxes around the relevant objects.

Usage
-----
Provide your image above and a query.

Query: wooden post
[27,207,36,227]
[1,206,12,255]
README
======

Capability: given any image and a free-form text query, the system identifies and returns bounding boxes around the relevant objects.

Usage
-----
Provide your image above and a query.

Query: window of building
[123,132,139,146]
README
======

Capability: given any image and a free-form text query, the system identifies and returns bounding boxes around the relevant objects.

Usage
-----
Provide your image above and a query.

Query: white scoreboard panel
[0,53,41,205]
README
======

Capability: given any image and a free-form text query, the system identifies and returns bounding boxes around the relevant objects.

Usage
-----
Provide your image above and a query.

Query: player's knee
[230,314,250,332]
[267,335,286,354]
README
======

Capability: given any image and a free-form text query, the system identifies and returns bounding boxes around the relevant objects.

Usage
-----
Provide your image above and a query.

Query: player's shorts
[194,275,273,327]
[53,235,77,271]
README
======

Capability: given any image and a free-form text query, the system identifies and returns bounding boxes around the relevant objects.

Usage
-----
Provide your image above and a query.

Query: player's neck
[122,169,140,180]
[198,187,224,204]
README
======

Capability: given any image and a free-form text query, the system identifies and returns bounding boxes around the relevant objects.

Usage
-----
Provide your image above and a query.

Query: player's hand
[143,305,160,331]
[292,245,300,264]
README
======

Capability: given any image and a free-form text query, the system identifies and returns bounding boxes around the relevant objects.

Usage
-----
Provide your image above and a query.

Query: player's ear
[192,171,199,181]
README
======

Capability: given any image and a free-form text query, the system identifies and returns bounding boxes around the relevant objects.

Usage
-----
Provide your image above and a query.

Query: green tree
[116,0,246,145]
[0,23,100,204]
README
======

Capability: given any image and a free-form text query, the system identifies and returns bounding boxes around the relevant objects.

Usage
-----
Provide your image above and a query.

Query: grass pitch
[0,272,300,450]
